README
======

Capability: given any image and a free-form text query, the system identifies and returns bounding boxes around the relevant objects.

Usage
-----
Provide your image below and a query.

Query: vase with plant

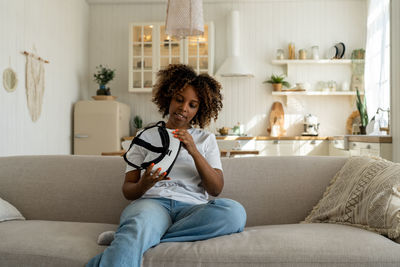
[356,88,368,134]
[133,115,143,136]
[263,74,291,91]
[93,64,116,96]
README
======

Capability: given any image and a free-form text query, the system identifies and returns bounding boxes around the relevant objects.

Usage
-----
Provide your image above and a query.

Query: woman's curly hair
[152,64,223,128]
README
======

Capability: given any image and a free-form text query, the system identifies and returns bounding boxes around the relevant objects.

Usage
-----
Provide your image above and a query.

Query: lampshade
[165,0,204,39]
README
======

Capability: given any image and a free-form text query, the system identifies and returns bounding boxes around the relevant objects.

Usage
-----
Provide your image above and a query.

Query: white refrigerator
[74,100,131,155]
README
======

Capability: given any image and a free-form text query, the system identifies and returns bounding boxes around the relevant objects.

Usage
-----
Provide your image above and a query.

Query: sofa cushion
[0,197,24,222]
[304,156,400,239]
[143,223,400,267]
[0,220,117,267]
[1,221,399,267]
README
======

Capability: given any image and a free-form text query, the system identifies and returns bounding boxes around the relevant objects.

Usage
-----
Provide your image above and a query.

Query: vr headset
[123,121,182,175]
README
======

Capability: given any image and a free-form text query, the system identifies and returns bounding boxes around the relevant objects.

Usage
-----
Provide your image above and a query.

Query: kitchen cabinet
[348,141,392,160]
[256,140,298,156]
[129,22,214,93]
[329,139,392,160]
[217,139,327,157]
[218,137,391,159]
[329,140,351,156]
[298,140,329,156]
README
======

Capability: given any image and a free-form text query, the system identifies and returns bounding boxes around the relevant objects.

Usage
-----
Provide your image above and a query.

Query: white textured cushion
[304,156,400,239]
[0,197,25,222]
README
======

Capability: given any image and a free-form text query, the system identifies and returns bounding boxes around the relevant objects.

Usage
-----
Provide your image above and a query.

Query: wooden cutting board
[267,102,286,136]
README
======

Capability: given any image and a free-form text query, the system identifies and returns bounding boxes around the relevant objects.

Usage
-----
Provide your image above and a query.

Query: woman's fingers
[158,171,171,181]
[144,163,155,176]
[152,167,162,180]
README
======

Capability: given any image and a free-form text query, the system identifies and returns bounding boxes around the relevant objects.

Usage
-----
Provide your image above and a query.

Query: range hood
[216,10,253,77]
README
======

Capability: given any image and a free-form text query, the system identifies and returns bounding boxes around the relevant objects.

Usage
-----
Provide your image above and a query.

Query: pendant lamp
[165,0,204,39]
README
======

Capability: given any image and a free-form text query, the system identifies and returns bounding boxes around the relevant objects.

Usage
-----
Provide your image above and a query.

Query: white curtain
[364,0,390,121]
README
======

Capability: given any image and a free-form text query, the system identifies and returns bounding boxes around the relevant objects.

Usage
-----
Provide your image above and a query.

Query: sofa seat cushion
[0,220,117,267]
[144,223,400,267]
[1,221,400,267]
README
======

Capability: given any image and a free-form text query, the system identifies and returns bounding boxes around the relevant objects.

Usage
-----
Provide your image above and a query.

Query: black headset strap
[123,121,170,170]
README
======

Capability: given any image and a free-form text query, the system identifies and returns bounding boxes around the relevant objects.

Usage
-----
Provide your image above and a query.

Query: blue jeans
[86,197,246,267]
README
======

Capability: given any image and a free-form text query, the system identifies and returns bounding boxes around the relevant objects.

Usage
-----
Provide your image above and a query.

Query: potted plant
[133,115,143,136]
[93,65,116,96]
[356,88,368,134]
[263,74,291,91]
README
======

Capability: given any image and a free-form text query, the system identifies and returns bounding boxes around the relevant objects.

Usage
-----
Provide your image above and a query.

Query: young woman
[87,64,246,267]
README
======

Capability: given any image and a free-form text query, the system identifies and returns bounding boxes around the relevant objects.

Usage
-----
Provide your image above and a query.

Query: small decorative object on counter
[217,127,230,136]
[267,102,286,137]
[232,122,244,136]
[288,42,295,59]
[302,114,320,136]
[299,49,307,60]
[93,64,116,96]
[356,88,368,134]
[263,74,291,91]
[311,46,319,60]
[276,49,284,60]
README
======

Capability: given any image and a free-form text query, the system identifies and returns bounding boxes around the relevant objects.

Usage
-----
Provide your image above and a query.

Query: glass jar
[276,49,284,60]
[299,49,307,60]
[312,46,319,60]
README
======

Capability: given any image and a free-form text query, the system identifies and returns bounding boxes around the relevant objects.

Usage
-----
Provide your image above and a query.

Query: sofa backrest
[219,156,347,226]
[0,155,347,226]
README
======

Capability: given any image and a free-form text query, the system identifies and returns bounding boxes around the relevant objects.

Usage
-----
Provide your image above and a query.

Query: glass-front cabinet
[129,22,214,93]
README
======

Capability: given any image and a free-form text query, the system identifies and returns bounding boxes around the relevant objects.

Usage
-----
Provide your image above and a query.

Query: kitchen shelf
[272,91,362,96]
[272,90,364,105]
[271,59,364,65]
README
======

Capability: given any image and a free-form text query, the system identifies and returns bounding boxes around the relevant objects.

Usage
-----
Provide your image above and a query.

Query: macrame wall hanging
[22,49,49,122]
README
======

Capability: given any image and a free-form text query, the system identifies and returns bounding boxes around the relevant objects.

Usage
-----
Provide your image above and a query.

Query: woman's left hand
[173,129,198,155]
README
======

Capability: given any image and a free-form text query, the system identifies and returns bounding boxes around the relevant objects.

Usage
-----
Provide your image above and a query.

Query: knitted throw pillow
[303,156,400,239]
[0,197,25,222]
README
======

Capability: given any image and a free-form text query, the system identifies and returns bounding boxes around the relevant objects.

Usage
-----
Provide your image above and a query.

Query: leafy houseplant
[263,74,291,91]
[132,115,143,135]
[356,89,368,134]
[93,65,116,96]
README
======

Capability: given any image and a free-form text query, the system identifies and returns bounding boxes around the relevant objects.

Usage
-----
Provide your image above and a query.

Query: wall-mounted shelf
[271,59,363,65]
[272,90,364,105]
[272,91,362,96]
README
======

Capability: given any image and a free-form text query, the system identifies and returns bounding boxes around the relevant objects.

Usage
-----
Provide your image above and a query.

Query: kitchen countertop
[123,135,392,143]
[329,135,392,143]
[216,136,329,140]
[216,135,392,143]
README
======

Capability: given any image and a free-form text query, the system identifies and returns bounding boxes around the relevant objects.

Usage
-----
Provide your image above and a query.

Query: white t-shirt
[125,127,222,204]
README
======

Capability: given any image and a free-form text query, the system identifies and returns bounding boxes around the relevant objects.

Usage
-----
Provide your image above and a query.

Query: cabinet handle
[352,143,357,147]
[75,134,89,138]
[273,140,280,144]
[366,145,371,149]
[311,140,316,145]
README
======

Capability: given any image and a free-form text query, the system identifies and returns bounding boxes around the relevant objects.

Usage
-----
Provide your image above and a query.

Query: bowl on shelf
[296,82,311,90]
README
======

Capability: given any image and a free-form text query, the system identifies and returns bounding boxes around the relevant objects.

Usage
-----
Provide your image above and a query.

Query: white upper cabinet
[129,22,214,93]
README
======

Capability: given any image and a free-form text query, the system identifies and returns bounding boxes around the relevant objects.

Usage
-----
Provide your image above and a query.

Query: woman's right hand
[138,163,170,191]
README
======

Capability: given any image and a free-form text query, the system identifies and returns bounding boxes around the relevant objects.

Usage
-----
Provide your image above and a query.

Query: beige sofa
[1,155,400,267]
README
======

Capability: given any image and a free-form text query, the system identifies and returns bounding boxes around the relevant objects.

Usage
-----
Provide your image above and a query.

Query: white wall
[89,0,367,137]
[0,0,89,156]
